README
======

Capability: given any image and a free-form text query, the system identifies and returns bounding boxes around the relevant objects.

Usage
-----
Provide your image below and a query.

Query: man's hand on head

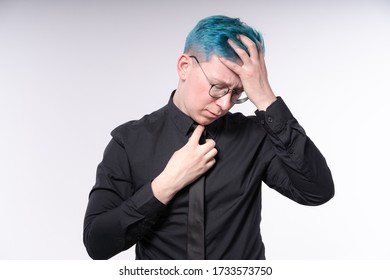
[219,34,277,111]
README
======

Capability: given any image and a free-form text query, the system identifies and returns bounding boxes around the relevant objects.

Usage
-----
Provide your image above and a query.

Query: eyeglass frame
[189,56,248,104]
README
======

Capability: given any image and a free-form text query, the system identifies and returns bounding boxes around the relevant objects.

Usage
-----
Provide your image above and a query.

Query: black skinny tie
[187,124,206,259]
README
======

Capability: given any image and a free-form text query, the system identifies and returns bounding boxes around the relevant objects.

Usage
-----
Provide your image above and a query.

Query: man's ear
[177,54,191,80]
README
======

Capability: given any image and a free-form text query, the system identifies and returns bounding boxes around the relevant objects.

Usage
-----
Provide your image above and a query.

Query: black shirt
[83,93,334,259]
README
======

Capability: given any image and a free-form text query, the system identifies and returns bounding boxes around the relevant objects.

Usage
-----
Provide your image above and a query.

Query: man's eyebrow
[208,77,238,87]
[206,76,225,85]
[210,78,243,90]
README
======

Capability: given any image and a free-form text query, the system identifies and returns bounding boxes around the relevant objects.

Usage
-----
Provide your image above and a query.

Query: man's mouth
[206,110,221,118]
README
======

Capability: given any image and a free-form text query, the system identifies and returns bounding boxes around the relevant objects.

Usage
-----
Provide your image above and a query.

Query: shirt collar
[167,90,218,139]
[168,91,195,136]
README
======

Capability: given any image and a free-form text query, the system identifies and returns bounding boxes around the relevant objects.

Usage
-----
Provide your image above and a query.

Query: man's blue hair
[184,15,265,62]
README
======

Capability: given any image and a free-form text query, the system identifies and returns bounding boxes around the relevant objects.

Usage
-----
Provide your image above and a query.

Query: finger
[257,39,264,54]
[227,38,251,63]
[238,35,259,60]
[204,138,215,145]
[205,156,217,169]
[257,41,266,63]
[218,56,241,75]
[205,147,218,160]
[200,139,216,152]
[188,124,205,145]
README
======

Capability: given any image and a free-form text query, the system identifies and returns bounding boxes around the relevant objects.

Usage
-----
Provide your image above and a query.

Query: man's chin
[196,116,218,126]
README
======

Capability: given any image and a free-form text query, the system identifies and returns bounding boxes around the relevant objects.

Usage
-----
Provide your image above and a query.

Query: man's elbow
[83,227,116,260]
[308,165,335,206]
[317,184,335,205]
[307,179,335,206]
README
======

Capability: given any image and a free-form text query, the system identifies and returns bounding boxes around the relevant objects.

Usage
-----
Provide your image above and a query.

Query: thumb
[189,125,205,145]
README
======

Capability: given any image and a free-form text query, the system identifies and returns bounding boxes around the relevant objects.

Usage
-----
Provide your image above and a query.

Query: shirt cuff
[131,182,166,220]
[255,96,294,134]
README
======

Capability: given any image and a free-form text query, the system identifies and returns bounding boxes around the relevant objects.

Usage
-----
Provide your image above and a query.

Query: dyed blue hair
[184,15,265,61]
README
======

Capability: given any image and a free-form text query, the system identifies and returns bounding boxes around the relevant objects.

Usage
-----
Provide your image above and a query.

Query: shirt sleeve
[83,135,166,260]
[255,97,335,205]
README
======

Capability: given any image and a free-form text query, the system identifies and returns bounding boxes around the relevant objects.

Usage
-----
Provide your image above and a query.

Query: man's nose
[215,94,232,110]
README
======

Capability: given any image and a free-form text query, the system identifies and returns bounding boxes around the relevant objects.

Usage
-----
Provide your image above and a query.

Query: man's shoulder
[111,105,168,142]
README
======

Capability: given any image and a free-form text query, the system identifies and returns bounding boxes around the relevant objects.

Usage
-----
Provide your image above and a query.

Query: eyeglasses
[190,56,248,104]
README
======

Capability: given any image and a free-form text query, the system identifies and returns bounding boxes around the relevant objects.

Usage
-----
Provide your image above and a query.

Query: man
[83,15,334,260]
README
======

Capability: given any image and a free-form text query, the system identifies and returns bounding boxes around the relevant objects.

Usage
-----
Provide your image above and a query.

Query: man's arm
[83,125,217,259]
[220,34,334,204]
[257,97,334,205]
[83,137,166,259]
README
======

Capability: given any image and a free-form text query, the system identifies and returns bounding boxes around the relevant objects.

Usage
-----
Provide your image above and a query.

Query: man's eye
[214,85,226,90]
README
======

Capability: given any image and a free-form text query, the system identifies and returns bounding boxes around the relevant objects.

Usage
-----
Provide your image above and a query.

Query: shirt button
[267,116,273,123]
[288,148,294,154]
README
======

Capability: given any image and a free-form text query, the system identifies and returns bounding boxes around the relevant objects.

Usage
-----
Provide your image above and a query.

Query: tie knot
[190,122,198,133]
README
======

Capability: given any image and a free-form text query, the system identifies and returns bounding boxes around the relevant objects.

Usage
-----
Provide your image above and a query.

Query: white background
[0,0,389,260]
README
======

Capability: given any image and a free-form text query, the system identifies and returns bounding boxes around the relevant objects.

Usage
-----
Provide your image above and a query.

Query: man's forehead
[203,55,242,87]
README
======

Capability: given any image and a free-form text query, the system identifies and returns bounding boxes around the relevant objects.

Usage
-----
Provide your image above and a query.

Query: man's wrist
[151,171,183,205]
[151,175,174,205]
[253,93,277,111]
